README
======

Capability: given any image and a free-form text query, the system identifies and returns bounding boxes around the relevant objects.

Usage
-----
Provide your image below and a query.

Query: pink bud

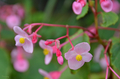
[78,0,87,7]
[57,56,63,65]
[72,1,82,15]
[32,32,37,43]
[85,26,96,38]
[100,0,113,12]
[13,59,29,72]
[49,71,61,79]
[56,49,62,57]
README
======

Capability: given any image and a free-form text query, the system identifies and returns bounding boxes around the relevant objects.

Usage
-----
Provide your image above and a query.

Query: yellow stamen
[76,55,82,61]
[43,49,49,55]
[44,77,49,79]
[19,38,25,44]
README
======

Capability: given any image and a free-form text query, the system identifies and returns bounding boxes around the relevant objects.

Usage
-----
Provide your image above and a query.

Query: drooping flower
[13,26,33,53]
[65,42,92,70]
[6,15,21,29]
[39,40,53,65]
[38,69,61,79]
[100,0,113,12]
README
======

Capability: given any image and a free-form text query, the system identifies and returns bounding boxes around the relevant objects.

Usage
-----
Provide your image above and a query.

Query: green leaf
[1,29,15,41]
[63,29,90,54]
[0,48,11,79]
[101,12,119,27]
[76,3,89,20]
[110,43,120,71]
[60,63,89,79]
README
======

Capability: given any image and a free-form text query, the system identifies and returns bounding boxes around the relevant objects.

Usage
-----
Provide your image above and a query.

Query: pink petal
[39,40,48,49]
[49,71,61,79]
[45,53,53,65]
[13,59,29,72]
[15,35,23,46]
[65,51,77,60]
[13,26,28,37]
[6,15,21,29]
[72,1,82,15]
[68,56,85,70]
[101,0,113,12]
[57,56,63,65]
[74,42,90,54]
[81,52,92,62]
[23,38,33,53]
[38,69,51,78]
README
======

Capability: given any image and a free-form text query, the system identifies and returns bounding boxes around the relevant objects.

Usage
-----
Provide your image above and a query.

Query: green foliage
[0,48,11,79]
[101,12,119,27]
[110,43,120,71]
[60,63,89,79]
[63,29,90,54]
[76,3,89,20]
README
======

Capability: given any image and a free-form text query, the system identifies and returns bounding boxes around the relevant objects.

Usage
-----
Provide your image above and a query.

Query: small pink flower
[39,40,53,65]
[100,0,113,12]
[57,56,63,65]
[13,26,33,53]
[6,15,21,29]
[65,42,92,70]
[112,0,120,13]
[38,69,61,79]
[85,26,96,38]
[72,1,82,15]
[32,32,38,43]
[13,59,29,72]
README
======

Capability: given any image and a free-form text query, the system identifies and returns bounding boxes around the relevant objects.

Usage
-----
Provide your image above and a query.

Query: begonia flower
[6,15,21,29]
[57,56,63,65]
[100,0,113,12]
[65,42,92,70]
[13,26,33,53]
[39,40,53,65]
[112,0,120,13]
[38,69,61,79]
[85,26,96,38]
[13,59,29,72]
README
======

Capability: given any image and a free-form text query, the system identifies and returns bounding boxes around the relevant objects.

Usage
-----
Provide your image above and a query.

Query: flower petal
[45,53,53,65]
[65,50,77,60]
[39,40,48,49]
[23,38,33,53]
[13,26,28,37]
[81,52,92,62]
[38,69,51,78]
[15,35,23,46]
[101,0,113,12]
[68,56,85,70]
[72,1,82,15]
[74,42,90,54]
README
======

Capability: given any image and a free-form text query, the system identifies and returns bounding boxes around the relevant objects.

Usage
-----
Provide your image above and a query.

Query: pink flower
[65,42,92,70]
[6,15,21,29]
[112,0,120,13]
[39,40,53,65]
[72,1,82,15]
[13,26,33,53]
[13,59,29,72]
[85,26,96,38]
[100,0,113,12]
[38,69,61,79]
[57,56,63,65]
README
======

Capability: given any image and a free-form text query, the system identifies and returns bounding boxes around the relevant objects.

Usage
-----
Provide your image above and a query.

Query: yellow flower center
[19,38,25,44]
[44,77,49,79]
[43,49,49,55]
[76,55,82,61]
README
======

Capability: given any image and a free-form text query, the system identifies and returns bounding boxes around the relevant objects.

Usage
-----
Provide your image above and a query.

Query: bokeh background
[0,0,120,79]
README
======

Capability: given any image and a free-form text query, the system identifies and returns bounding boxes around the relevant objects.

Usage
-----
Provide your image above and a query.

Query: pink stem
[109,67,120,78]
[67,36,74,50]
[105,67,109,79]
[23,25,30,31]
[61,65,68,73]
[56,35,67,40]
[35,25,43,33]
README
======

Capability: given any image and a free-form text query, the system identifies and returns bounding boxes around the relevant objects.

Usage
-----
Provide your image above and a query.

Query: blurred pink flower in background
[65,42,92,70]
[85,26,96,38]
[6,15,21,29]
[11,47,30,72]
[39,69,61,79]
[100,0,113,12]
[112,0,120,13]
